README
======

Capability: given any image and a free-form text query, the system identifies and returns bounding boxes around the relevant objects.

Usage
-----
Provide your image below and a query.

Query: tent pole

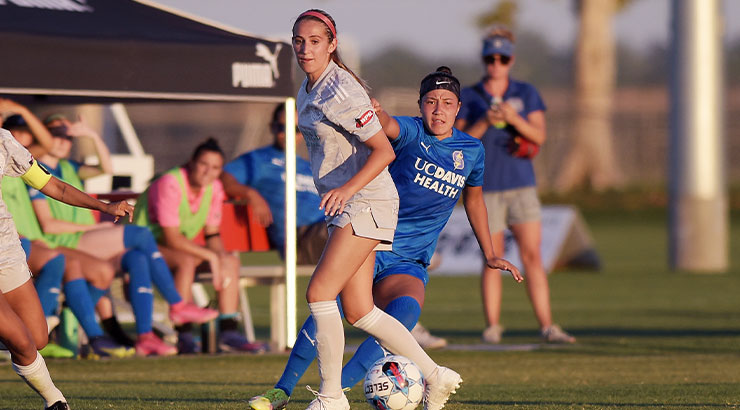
[110,103,145,157]
[284,98,298,348]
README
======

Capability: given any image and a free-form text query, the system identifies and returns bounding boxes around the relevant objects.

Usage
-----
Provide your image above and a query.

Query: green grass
[2,209,739,409]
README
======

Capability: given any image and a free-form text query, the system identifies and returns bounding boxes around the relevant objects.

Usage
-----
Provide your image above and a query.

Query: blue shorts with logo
[374,252,429,287]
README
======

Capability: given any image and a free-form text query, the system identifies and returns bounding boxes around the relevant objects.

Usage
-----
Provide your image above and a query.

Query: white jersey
[297,60,398,205]
[0,128,34,270]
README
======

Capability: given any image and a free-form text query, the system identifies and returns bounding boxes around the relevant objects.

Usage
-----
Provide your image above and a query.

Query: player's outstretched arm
[462,185,523,282]
[39,177,134,223]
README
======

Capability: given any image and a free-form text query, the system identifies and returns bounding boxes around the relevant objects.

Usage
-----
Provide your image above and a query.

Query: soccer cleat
[169,302,219,326]
[176,331,200,355]
[423,366,462,410]
[89,335,135,358]
[482,324,504,344]
[304,386,349,410]
[218,330,267,353]
[412,323,447,349]
[39,343,75,359]
[101,316,136,347]
[135,332,178,357]
[541,324,576,344]
[44,400,70,409]
[248,387,290,410]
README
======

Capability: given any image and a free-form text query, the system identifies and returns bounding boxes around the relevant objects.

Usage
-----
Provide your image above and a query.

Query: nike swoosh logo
[435,80,450,85]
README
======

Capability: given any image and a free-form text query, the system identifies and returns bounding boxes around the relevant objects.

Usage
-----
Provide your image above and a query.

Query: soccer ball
[364,355,424,410]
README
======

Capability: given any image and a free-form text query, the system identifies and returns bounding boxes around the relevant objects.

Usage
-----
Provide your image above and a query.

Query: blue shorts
[374,253,429,287]
[20,237,31,259]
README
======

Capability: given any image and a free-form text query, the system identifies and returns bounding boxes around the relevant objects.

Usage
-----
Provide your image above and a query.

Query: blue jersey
[223,145,325,251]
[457,79,546,192]
[376,116,484,272]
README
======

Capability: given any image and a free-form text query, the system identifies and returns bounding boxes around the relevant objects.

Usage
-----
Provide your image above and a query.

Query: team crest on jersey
[355,110,374,128]
[452,150,464,170]
[507,97,525,113]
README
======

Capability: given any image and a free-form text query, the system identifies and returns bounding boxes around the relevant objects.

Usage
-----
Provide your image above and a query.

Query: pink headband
[297,10,336,38]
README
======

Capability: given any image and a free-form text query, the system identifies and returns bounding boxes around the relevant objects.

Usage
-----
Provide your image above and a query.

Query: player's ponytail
[294,9,369,91]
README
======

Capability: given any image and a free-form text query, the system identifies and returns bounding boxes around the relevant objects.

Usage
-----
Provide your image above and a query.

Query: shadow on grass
[444,327,740,339]
[461,400,736,408]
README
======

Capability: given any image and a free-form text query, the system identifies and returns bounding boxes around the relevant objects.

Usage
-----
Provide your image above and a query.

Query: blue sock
[35,254,65,317]
[122,250,154,335]
[123,225,181,305]
[86,283,108,306]
[275,316,317,396]
[63,279,104,338]
[340,296,422,389]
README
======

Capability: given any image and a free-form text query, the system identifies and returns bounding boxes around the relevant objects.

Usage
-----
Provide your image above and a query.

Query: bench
[95,193,313,352]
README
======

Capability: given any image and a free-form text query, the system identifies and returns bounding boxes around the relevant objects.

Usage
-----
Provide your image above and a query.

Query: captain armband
[20,159,52,190]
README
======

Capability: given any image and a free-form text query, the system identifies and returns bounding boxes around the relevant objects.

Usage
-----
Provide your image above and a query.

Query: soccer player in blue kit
[248,66,522,410]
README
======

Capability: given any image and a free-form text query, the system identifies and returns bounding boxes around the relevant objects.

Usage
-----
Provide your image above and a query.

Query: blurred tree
[554,0,632,192]
[476,0,517,28]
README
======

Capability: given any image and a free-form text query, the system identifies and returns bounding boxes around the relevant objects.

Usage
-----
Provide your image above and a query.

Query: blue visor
[482,36,514,57]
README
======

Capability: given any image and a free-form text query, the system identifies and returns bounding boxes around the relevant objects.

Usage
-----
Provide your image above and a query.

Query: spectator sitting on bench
[134,137,265,354]
[220,104,447,349]
[221,103,327,265]
[29,114,218,357]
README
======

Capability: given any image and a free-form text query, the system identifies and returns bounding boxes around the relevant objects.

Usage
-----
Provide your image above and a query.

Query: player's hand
[320,187,351,217]
[486,256,523,282]
[0,98,22,114]
[106,200,134,223]
[248,193,273,227]
[370,98,383,114]
[499,102,519,123]
[485,106,506,126]
[67,115,100,140]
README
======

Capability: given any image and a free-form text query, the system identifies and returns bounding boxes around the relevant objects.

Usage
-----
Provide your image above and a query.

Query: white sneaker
[412,323,447,349]
[305,386,350,410]
[541,324,576,344]
[482,324,504,344]
[423,366,462,410]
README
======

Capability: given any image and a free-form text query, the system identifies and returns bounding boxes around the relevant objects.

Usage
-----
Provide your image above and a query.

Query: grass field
[2,209,739,409]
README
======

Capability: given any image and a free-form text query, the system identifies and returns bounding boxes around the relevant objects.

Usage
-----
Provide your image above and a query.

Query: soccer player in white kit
[292,9,462,410]
[0,128,133,410]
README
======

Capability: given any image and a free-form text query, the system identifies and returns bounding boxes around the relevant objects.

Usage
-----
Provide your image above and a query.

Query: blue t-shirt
[457,78,546,192]
[223,145,325,251]
[376,116,484,271]
[28,159,81,201]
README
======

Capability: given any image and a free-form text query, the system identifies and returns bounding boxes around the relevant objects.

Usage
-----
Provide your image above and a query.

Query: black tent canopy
[0,0,293,103]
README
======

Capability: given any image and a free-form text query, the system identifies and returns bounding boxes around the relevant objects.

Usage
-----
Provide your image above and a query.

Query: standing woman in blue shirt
[292,9,461,410]
[455,27,575,344]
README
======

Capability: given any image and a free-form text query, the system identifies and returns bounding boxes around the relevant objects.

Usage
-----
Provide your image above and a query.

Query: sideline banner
[433,205,601,275]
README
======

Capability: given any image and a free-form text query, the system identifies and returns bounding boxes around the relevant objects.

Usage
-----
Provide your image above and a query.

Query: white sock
[308,301,344,398]
[12,352,66,407]
[353,306,438,378]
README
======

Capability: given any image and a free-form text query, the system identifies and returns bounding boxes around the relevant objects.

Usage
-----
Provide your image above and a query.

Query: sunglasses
[47,125,73,140]
[483,54,511,65]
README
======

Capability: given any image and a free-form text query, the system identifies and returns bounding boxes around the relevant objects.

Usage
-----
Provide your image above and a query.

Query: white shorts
[0,261,32,293]
[328,199,397,251]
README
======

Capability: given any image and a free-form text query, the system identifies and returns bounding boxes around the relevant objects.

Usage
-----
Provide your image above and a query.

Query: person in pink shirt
[134,138,264,354]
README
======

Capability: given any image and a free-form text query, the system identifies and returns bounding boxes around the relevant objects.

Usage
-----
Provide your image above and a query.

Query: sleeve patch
[355,110,374,128]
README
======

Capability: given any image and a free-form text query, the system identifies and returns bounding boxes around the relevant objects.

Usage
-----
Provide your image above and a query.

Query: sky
[151,0,740,60]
